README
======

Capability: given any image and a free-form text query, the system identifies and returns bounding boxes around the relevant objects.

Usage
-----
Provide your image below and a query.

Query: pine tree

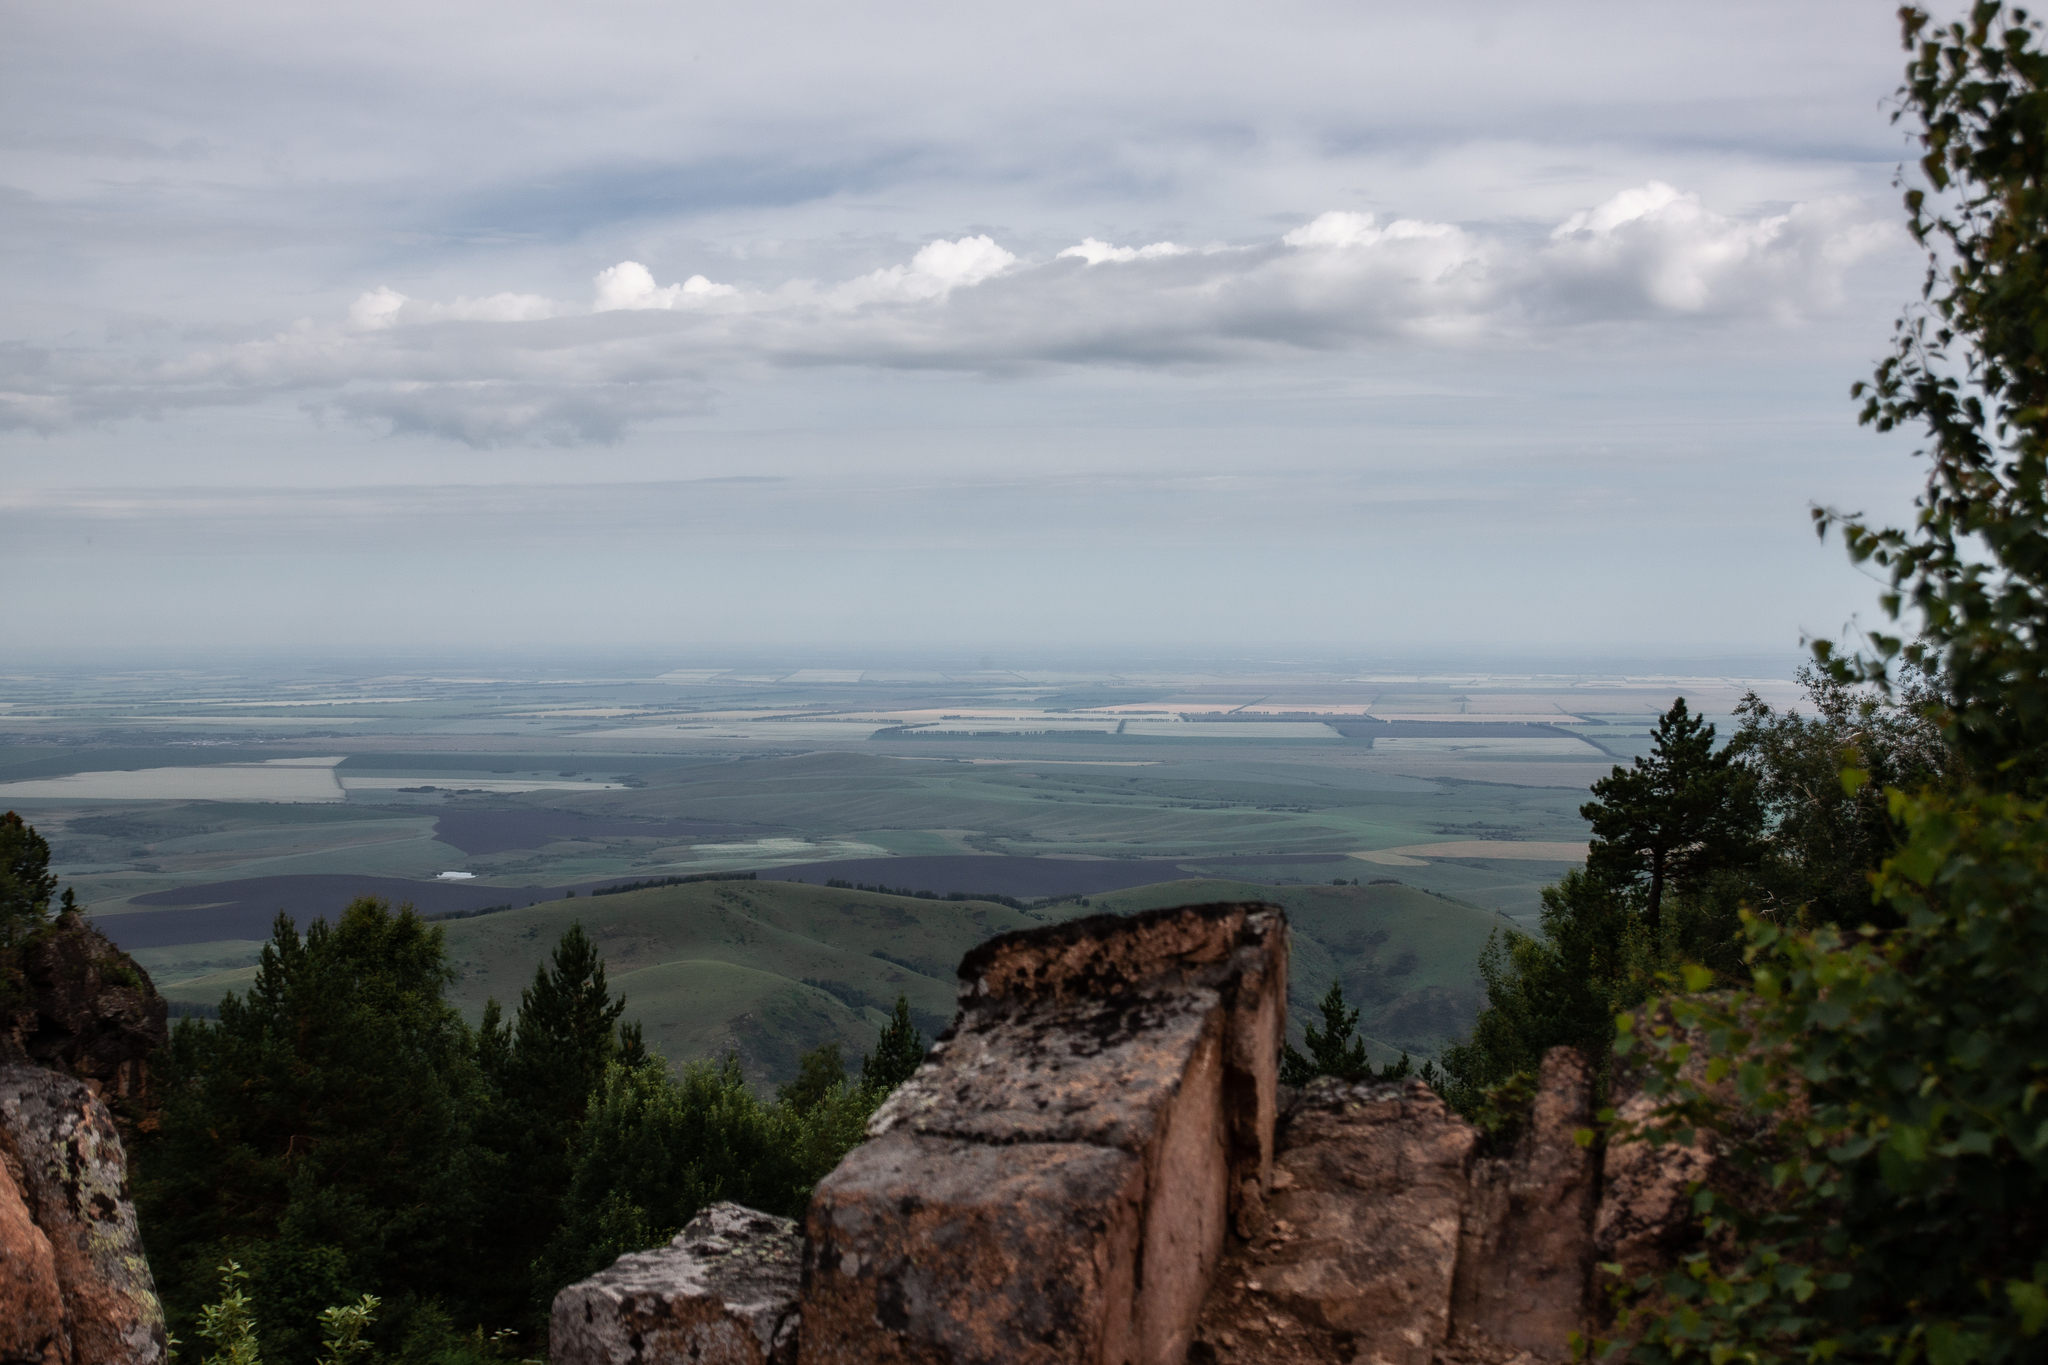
[1437,868,1638,1105]
[1582,697,1761,936]
[482,922,630,1329]
[779,1041,847,1112]
[135,899,496,1363]
[0,811,58,947]
[860,995,926,1092]
[614,1018,649,1070]
[1280,979,1373,1084]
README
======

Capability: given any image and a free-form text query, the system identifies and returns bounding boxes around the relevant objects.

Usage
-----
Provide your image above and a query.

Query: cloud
[836,235,1018,303]
[325,380,707,447]
[591,261,738,311]
[1056,238,1192,264]
[349,286,560,329]
[1530,182,1892,320]
[5,187,1900,445]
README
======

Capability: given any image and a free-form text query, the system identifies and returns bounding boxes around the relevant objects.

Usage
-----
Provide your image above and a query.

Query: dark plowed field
[431,810,772,855]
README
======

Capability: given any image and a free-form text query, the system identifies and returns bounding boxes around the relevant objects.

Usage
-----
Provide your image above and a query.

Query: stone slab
[869,990,1221,1152]
[802,1134,1148,1365]
[1450,1047,1598,1357]
[0,1146,66,1365]
[551,1202,802,1365]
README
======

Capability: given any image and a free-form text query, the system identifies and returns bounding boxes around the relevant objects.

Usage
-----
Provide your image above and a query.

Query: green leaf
[2009,1279,2048,1337]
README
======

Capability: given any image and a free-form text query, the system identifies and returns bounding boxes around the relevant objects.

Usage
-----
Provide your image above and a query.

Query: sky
[0,0,1946,662]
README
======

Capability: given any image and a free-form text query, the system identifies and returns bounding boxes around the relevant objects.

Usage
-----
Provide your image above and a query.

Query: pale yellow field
[1351,840,1590,866]
[1369,736,1599,757]
[0,757,347,802]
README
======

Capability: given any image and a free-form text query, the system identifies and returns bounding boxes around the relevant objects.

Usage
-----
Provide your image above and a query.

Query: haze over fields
[0,656,1802,1076]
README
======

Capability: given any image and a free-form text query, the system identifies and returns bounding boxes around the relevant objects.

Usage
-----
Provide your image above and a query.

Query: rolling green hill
[155,876,1517,1083]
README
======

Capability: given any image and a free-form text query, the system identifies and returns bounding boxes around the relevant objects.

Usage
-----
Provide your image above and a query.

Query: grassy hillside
[154,876,1515,1083]
[437,879,1043,1082]
[1083,878,1515,1062]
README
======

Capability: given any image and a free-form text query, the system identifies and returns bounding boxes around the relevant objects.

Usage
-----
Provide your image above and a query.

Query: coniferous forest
[122,903,922,1362]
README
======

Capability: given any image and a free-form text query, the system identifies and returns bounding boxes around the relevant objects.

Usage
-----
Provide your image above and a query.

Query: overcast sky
[0,1,1942,662]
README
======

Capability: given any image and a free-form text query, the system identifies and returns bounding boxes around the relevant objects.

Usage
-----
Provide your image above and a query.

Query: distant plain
[0,659,1802,1078]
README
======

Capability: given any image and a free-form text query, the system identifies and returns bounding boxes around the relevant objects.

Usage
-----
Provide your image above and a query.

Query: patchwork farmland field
[3,657,1801,1076]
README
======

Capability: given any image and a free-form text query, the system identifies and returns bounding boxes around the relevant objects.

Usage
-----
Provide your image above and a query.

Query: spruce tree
[1581,697,1761,936]
[1280,979,1371,1084]
[135,899,496,1362]
[860,995,926,1092]
[482,922,629,1328]
[0,811,58,947]
[779,1041,847,1112]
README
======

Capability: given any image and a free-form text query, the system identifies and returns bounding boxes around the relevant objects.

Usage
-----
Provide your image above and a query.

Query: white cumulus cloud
[1533,181,1892,319]
[348,286,558,329]
[591,261,739,311]
[3,186,1902,445]
[1056,238,1192,265]
[838,235,1018,304]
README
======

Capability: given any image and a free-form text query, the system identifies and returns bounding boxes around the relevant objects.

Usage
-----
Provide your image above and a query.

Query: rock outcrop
[0,1064,167,1365]
[550,901,1718,1365]
[552,1202,803,1365]
[1450,1047,1600,1355]
[0,1144,67,1365]
[1234,1078,1476,1364]
[802,903,1287,1365]
[0,914,168,1129]
[1185,1054,1596,1365]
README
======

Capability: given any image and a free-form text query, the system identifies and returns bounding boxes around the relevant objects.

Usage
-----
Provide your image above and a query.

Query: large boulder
[551,1202,803,1365]
[0,1065,167,1365]
[800,902,1289,1365]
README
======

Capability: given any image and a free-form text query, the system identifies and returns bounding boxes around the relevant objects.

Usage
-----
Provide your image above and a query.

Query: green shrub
[1599,784,2048,1365]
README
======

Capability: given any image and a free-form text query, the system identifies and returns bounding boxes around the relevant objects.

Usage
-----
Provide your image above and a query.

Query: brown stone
[0,1066,167,1365]
[0,915,168,1132]
[551,1202,803,1365]
[0,1149,66,1365]
[869,990,1223,1152]
[1592,1089,1717,1288]
[1449,1047,1598,1358]
[803,1135,1148,1365]
[1255,1079,1476,1365]
[800,902,1287,1365]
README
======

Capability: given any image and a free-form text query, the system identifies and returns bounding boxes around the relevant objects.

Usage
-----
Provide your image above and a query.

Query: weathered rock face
[1594,1076,1718,1289]
[1255,1078,1476,1361]
[0,1146,67,1365]
[801,902,1288,1365]
[0,915,168,1128]
[0,1065,167,1365]
[552,1202,803,1365]
[1192,1048,1604,1365]
[550,905,1726,1365]
[1451,1047,1599,1354]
